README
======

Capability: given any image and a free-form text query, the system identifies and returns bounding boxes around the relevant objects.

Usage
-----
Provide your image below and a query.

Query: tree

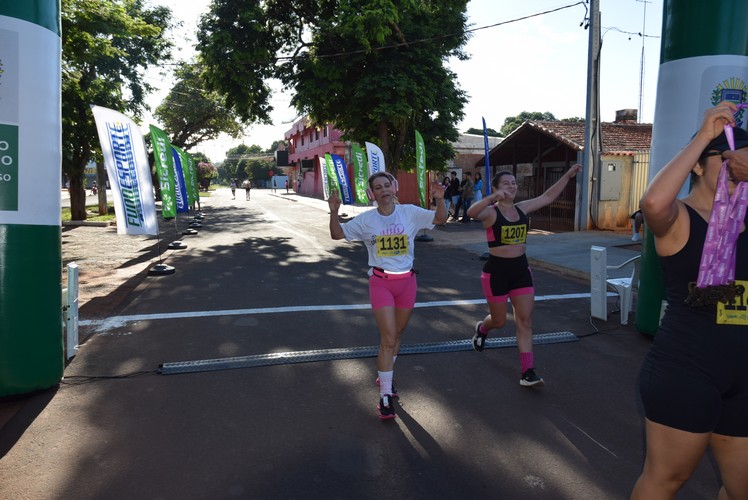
[154,61,245,151]
[192,151,211,164]
[62,0,174,220]
[197,0,471,174]
[267,140,287,154]
[220,144,267,183]
[499,111,557,137]
[465,127,501,137]
[245,158,275,182]
[197,161,218,190]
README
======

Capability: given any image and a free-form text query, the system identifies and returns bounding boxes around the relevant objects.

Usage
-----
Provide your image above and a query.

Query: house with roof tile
[478,110,651,232]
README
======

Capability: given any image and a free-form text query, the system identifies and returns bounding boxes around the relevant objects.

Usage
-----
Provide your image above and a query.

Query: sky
[143,0,663,162]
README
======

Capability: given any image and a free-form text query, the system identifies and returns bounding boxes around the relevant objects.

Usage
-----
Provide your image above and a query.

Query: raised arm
[328,190,345,240]
[430,181,447,225]
[641,102,737,238]
[517,164,581,214]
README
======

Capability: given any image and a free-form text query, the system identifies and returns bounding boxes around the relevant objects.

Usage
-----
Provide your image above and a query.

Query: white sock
[377,370,393,397]
[392,355,397,365]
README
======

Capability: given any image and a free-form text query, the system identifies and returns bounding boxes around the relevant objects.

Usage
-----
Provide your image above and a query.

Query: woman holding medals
[632,101,748,499]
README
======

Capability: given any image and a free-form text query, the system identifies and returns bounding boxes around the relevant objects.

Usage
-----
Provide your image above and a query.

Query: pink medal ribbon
[696,111,748,291]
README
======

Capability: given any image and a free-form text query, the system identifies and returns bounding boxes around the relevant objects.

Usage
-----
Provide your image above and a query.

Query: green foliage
[192,151,211,164]
[499,111,558,137]
[197,0,470,173]
[61,0,174,219]
[154,60,244,152]
[465,127,501,137]
[219,144,273,183]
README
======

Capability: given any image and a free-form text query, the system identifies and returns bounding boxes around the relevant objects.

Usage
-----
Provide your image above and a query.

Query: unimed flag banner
[331,154,353,205]
[365,141,386,176]
[91,105,157,235]
[171,147,189,213]
[149,125,176,219]
[351,143,368,204]
[415,130,427,208]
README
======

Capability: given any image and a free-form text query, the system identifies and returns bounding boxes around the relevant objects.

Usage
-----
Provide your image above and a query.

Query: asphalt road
[1,189,722,499]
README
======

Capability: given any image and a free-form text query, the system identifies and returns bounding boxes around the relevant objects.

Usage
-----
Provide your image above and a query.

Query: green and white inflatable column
[637,0,748,336]
[0,1,63,396]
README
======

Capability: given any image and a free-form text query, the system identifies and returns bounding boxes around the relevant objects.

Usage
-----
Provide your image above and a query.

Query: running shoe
[520,368,545,387]
[375,377,398,398]
[472,321,487,352]
[378,395,396,420]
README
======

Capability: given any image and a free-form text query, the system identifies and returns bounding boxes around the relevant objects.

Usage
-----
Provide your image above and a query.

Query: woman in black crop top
[631,102,748,499]
[466,164,581,387]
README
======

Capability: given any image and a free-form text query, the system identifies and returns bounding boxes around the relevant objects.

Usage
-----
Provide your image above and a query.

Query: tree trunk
[68,171,87,221]
[378,121,394,174]
[96,161,108,215]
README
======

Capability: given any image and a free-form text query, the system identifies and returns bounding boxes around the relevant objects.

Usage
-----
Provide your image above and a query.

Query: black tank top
[486,206,528,248]
[658,204,748,336]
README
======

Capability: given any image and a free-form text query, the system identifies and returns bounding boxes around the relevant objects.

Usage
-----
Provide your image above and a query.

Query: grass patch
[62,204,116,222]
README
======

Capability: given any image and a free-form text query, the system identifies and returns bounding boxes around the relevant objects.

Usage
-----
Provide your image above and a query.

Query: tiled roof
[528,120,652,153]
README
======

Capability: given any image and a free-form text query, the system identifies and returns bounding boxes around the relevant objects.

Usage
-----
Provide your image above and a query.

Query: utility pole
[578,0,601,231]
[636,0,652,123]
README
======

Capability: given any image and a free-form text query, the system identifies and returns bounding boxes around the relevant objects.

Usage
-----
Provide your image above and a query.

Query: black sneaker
[520,368,545,387]
[375,377,398,398]
[378,395,396,420]
[472,321,487,352]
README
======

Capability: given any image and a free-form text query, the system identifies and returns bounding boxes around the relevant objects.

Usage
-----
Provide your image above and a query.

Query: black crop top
[486,205,528,248]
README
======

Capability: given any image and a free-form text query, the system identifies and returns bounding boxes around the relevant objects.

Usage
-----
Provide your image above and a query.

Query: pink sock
[520,352,534,373]
[377,370,393,397]
[478,322,489,334]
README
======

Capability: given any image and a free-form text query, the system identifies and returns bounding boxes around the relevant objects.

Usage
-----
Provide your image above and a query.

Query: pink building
[284,117,348,197]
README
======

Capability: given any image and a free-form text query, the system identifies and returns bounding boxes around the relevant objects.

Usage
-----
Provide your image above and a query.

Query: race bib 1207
[501,224,527,245]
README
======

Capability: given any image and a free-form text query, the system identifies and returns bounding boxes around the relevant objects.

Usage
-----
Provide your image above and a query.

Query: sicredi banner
[91,105,158,235]
[0,14,60,224]
[351,143,368,204]
[415,130,427,208]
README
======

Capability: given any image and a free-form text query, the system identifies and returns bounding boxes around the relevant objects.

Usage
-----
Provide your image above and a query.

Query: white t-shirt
[341,204,436,272]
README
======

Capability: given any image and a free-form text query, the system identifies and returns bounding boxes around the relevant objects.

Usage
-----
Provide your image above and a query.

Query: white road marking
[81,292,606,331]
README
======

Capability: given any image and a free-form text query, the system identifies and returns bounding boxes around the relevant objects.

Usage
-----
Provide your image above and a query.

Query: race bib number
[376,235,408,257]
[716,280,748,325]
[501,224,527,245]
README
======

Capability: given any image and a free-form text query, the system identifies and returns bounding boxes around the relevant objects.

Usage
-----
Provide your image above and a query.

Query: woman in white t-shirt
[329,172,447,419]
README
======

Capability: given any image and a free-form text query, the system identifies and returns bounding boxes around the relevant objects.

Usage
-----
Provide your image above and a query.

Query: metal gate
[528,165,577,232]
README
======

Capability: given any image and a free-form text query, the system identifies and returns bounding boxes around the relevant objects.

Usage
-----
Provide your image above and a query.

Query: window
[315,129,319,141]
[323,126,328,138]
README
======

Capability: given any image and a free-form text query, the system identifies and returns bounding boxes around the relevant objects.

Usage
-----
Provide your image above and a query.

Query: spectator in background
[474,172,484,204]
[459,172,474,223]
[448,171,461,220]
